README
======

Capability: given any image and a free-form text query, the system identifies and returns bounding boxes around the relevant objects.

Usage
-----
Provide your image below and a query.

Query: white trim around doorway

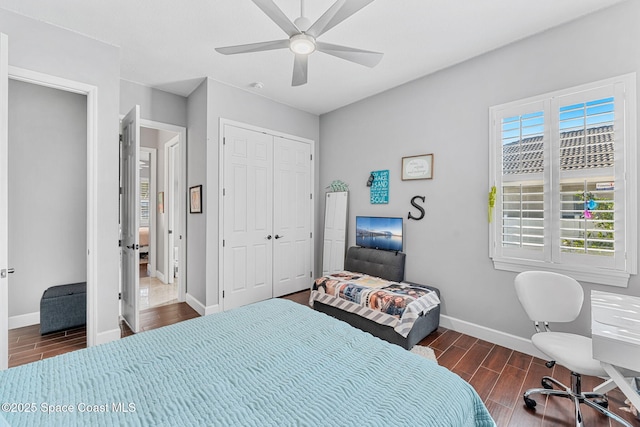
[7,66,99,347]
[140,119,187,304]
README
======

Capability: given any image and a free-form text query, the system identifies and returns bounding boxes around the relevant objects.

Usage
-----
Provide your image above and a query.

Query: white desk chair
[515,271,633,427]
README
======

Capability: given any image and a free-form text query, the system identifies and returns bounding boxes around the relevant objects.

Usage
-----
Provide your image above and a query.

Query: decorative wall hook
[366,173,375,187]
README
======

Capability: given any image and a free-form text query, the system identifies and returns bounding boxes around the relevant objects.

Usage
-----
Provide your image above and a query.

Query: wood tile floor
[7,290,640,426]
[8,303,199,368]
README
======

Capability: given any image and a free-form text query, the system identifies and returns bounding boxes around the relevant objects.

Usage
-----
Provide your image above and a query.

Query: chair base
[523,372,633,427]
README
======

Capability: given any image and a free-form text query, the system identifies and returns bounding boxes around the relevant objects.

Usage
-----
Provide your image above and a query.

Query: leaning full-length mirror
[321,191,348,276]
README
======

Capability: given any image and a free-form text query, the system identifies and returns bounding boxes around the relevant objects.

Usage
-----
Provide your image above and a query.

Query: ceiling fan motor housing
[289,33,316,55]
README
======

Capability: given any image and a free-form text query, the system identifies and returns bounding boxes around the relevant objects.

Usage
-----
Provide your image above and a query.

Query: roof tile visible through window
[502,125,614,174]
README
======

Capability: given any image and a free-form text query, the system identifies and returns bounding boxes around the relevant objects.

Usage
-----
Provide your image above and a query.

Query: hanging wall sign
[370,170,389,204]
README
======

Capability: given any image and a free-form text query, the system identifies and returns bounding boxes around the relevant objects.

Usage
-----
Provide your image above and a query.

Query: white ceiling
[0,0,626,115]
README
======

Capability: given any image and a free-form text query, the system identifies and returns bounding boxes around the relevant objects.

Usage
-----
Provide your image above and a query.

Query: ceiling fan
[216,0,383,86]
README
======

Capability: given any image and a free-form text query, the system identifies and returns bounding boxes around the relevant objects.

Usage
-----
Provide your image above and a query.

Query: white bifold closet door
[223,124,311,311]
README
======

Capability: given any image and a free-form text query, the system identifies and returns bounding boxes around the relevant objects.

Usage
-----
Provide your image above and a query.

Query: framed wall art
[402,154,433,180]
[189,185,202,214]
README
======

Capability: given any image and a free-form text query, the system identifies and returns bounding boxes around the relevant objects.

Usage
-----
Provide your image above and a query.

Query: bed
[0,299,494,427]
[311,246,441,349]
[139,226,149,263]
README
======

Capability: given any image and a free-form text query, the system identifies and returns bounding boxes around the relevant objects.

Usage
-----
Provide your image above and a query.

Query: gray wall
[8,80,86,317]
[319,0,640,340]
[186,79,208,304]
[120,79,188,127]
[185,77,320,310]
[0,8,121,336]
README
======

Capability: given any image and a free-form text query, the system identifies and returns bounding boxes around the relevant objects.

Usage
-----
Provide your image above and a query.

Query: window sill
[492,258,630,288]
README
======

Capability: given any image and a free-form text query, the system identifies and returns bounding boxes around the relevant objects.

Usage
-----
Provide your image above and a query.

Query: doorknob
[126,244,139,250]
[274,234,284,239]
[266,235,272,240]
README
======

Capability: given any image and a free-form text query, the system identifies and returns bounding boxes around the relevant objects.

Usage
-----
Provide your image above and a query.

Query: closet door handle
[274,234,283,239]
[266,235,272,240]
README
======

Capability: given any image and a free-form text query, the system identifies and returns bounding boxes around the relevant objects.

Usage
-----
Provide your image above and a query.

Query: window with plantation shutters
[140,179,150,226]
[489,74,637,287]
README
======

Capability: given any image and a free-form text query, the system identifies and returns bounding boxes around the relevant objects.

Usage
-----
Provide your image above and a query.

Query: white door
[121,105,141,332]
[223,125,274,310]
[322,191,348,276]
[167,140,179,284]
[0,33,9,370]
[272,137,311,297]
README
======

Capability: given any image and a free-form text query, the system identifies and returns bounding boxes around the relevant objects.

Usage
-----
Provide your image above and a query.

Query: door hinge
[118,239,122,247]
[222,290,225,298]
[223,137,226,145]
[310,232,312,238]
[118,292,122,300]
[310,193,312,200]
[223,240,225,247]
[119,134,123,143]
[310,154,313,161]
[310,271,312,278]
[119,187,123,195]
[223,188,226,196]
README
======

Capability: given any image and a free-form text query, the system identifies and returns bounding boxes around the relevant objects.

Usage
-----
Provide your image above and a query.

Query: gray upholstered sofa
[40,282,86,335]
[312,246,440,349]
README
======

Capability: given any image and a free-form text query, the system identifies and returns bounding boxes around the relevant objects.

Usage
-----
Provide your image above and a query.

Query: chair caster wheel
[541,378,553,390]
[593,398,608,408]
[524,396,537,409]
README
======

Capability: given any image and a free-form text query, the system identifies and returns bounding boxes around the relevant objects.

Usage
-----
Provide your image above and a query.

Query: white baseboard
[95,328,120,345]
[185,293,220,316]
[9,311,39,329]
[440,314,547,360]
[185,293,205,315]
[156,271,165,283]
[204,304,220,316]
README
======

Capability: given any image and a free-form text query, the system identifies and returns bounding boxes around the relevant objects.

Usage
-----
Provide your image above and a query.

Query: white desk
[591,290,640,411]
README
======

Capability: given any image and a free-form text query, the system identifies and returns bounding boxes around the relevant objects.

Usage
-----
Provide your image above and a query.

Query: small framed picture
[189,185,202,214]
[158,192,164,213]
[402,154,433,180]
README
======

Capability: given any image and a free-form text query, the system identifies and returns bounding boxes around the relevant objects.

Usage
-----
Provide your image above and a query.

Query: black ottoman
[40,282,86,335]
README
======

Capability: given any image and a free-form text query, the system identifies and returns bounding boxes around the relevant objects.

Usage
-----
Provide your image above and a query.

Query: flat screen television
[355,216,403,252]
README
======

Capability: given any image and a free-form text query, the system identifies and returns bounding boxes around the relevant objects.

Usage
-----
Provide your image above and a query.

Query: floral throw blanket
[310,271,440,338]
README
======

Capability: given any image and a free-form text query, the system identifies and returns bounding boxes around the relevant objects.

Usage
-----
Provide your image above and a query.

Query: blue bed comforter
[0,299,495,426]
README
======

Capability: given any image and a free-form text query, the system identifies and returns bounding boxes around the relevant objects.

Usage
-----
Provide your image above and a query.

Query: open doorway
[119,109,186,333]
[6,77,88,367]
[137,123,185,311]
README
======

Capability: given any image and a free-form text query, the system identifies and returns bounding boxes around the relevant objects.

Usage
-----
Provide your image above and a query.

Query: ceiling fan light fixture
[289,34,316,55]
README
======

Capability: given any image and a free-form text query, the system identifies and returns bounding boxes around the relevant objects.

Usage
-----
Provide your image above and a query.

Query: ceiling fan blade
[292,54,308,86]
[306,0,374,38]
[316,42,383,67]
[251,0,300,37]
[215,39,290,55]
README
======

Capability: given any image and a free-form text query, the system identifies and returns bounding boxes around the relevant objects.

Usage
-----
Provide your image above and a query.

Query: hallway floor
[139,263,178,309]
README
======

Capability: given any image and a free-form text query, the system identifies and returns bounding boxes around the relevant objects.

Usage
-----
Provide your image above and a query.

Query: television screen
[355,216,403,252]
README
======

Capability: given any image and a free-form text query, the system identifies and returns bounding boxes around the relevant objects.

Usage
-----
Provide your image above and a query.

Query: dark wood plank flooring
[7,290,639,426]
[8,302,198,368]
